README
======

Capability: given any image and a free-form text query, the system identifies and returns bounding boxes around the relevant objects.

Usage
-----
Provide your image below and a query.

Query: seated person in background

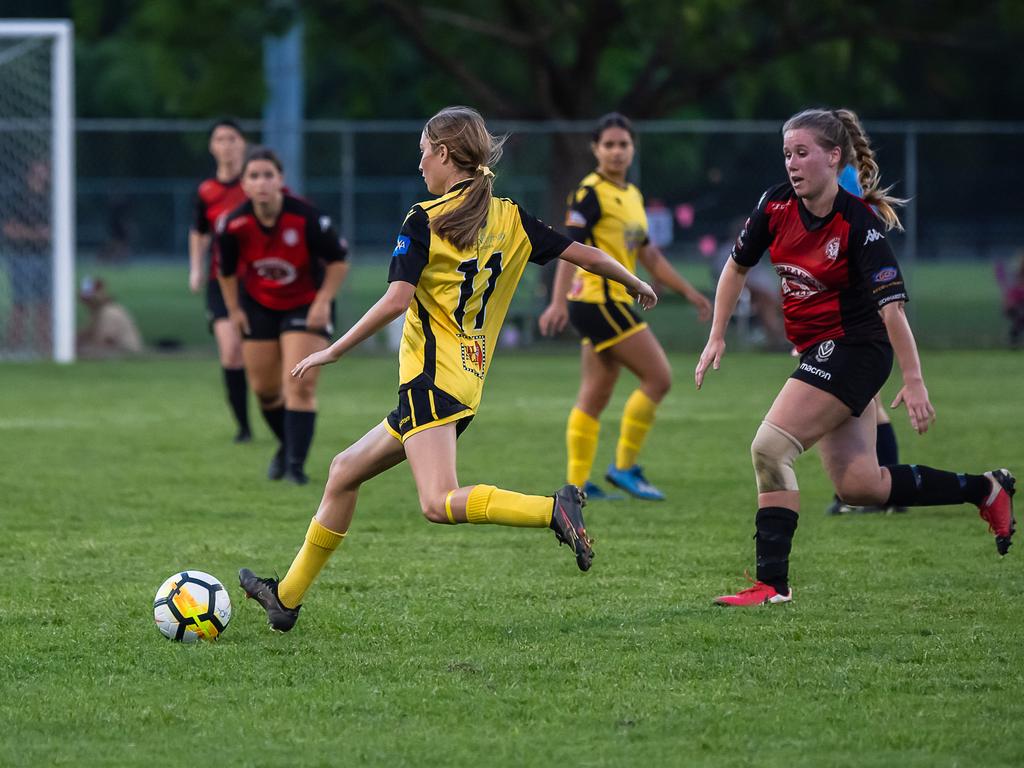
[996,250,1024,348]
[77,276,143,358]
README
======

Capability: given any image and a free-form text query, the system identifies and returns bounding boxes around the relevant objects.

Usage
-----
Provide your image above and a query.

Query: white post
[51,21,75,363]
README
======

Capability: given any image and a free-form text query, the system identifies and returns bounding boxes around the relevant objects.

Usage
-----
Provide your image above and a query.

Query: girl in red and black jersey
[218,147,349,485]
[696,108,1016,607]
[189,118,251,442]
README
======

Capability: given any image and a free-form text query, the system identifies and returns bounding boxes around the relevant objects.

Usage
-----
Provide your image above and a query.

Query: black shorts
[790,338,893,416]
[384,375,474,443]
[240,292,335,341]
[206,279,228,329]
[567,299,648,352]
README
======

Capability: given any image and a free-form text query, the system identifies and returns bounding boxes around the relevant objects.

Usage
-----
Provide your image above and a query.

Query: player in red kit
[217,147,349,485]
[189,119,252,442]
[695,108,1015,606]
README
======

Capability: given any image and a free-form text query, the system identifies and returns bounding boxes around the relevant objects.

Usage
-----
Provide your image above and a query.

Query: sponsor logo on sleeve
[872,267,898,284]
[393,235,410,257]
[565,210,587,228]
[864,229,884,245]
[877,293,907,307]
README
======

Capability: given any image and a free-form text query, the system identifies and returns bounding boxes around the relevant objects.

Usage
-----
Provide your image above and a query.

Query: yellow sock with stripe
[615,389,658,470]
[464,484,553,528]
[278,517,346,608]
[566,407,600,487]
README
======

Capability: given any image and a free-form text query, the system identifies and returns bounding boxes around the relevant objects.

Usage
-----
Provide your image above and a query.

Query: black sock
[284,409,316,472]
[886,464,990,507]
[223,367,250,433]
[876,422,899,466]
[261,405,286,447]
[755,506,798,594]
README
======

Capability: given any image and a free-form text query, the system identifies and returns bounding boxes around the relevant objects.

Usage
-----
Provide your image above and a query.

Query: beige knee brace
[750,421,804,493]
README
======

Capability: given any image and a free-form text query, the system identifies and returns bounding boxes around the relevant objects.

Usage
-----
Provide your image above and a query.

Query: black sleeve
[519,204,573,265]
[564,185,601,243]
[305,210,348,263]
[217,219,239,277]
[193,192,209,234]
[387,206,430,285]
[849,221,909,308]
[730,189,775,267]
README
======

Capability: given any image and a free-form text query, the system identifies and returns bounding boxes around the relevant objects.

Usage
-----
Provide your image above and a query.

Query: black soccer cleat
[285,466,309,486]
[234,427,253,444]
[979,469,1016,556]
[238,568,301,632]
[550,484,594,572]
[267,447,286,480]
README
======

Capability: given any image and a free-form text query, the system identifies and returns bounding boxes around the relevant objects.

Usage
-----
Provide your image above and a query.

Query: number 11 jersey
[388,180,571,412]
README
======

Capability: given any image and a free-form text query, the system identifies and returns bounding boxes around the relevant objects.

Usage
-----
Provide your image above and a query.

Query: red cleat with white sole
[714,575,792,607]
[978,469,1016,556]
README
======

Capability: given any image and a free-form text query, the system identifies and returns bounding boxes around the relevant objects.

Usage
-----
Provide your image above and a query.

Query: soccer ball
[153,570,232,642]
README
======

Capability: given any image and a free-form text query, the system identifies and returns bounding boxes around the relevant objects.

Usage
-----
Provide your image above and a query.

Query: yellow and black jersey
[564,171,649,304]
[388,180,571,418]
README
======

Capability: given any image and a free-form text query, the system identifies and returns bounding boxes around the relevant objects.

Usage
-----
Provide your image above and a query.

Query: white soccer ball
[153,570,232,642]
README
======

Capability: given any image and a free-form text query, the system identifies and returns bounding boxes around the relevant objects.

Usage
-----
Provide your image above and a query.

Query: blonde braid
[834,109,906,231]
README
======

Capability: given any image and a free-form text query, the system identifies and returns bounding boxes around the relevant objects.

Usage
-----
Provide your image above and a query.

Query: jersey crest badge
[459,333,487,380]
[824,237,841,261]
[282,228,299,247]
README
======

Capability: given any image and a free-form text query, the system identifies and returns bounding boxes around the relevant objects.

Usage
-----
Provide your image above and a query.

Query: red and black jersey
[731,182,908,352]
[193,176,247,280]
[217,194,348,311]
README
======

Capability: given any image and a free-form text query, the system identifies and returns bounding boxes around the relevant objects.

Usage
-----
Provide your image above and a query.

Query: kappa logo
[824,237,841,261]
[815,340,835,363]
[565,210,587,228]
[282,228,299,247]
[766,200,792,213]
[799,362,832,381]
[319,215,332,232]
[392,235,410,257]
[864,229,884,245]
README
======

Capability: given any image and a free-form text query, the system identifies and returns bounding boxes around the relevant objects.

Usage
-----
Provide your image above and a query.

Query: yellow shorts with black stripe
[567,299,648,353]
[384,375,475,443]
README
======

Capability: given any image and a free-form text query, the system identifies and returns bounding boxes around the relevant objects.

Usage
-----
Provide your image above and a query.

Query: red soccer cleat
[978,469,1016,556]
[713,573,792,607]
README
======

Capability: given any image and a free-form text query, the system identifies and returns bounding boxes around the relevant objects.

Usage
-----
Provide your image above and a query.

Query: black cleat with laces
[239,568,301,632]
[550,484,594,572]
[267,447,286,480]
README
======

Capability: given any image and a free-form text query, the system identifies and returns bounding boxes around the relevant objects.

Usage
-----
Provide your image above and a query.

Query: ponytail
[783,108,906,232]
[424,106,507,250]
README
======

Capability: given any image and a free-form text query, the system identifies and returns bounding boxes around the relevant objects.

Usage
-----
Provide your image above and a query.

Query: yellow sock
[567,407,600,487]
[465,484,553,528]
[278,518,346,608]
[616,389,658,470]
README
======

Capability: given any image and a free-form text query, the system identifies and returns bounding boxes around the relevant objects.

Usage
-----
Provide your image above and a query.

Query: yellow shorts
[568,299,648,352]
[384,378,474,443]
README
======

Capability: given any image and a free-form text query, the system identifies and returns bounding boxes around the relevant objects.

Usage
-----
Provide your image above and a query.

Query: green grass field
[2,351,1023,767]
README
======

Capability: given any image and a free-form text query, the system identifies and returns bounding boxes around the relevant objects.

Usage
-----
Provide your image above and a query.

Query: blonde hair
[423,106,507,250]
[783,108,905,231]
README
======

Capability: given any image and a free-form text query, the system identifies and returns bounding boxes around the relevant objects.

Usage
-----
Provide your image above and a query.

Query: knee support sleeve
[750,421,804,493]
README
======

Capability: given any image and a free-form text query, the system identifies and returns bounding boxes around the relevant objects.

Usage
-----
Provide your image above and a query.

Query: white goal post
[0,20,74,362]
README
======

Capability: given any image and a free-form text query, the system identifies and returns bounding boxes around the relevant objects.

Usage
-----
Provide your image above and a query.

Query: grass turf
[1,351,1022,767]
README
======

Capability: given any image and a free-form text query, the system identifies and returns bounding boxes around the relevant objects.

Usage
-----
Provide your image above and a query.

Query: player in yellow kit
[239,106,658,633]
[540,113,711,501]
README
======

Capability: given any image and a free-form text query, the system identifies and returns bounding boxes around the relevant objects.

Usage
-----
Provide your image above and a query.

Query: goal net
[0,20,74,362]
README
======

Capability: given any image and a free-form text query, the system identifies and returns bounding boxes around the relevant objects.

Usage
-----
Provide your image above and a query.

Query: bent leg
[607,328,672,471]
[277,422,407,608]
[404,424,553,528]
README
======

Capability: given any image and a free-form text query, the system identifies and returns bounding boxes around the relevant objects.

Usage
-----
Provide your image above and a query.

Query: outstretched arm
[292,280,416,378]
[638,243,712,321]
[558,241,657,309]
[695,259,749,389]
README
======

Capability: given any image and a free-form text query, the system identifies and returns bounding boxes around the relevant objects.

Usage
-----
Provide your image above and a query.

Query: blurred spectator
[3,159,51,353]
[996,250,1024,348]
[77,276,143,358]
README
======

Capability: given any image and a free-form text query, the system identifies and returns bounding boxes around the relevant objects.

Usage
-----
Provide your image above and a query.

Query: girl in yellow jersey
[540,113,712,501]
[238,106,658,633]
